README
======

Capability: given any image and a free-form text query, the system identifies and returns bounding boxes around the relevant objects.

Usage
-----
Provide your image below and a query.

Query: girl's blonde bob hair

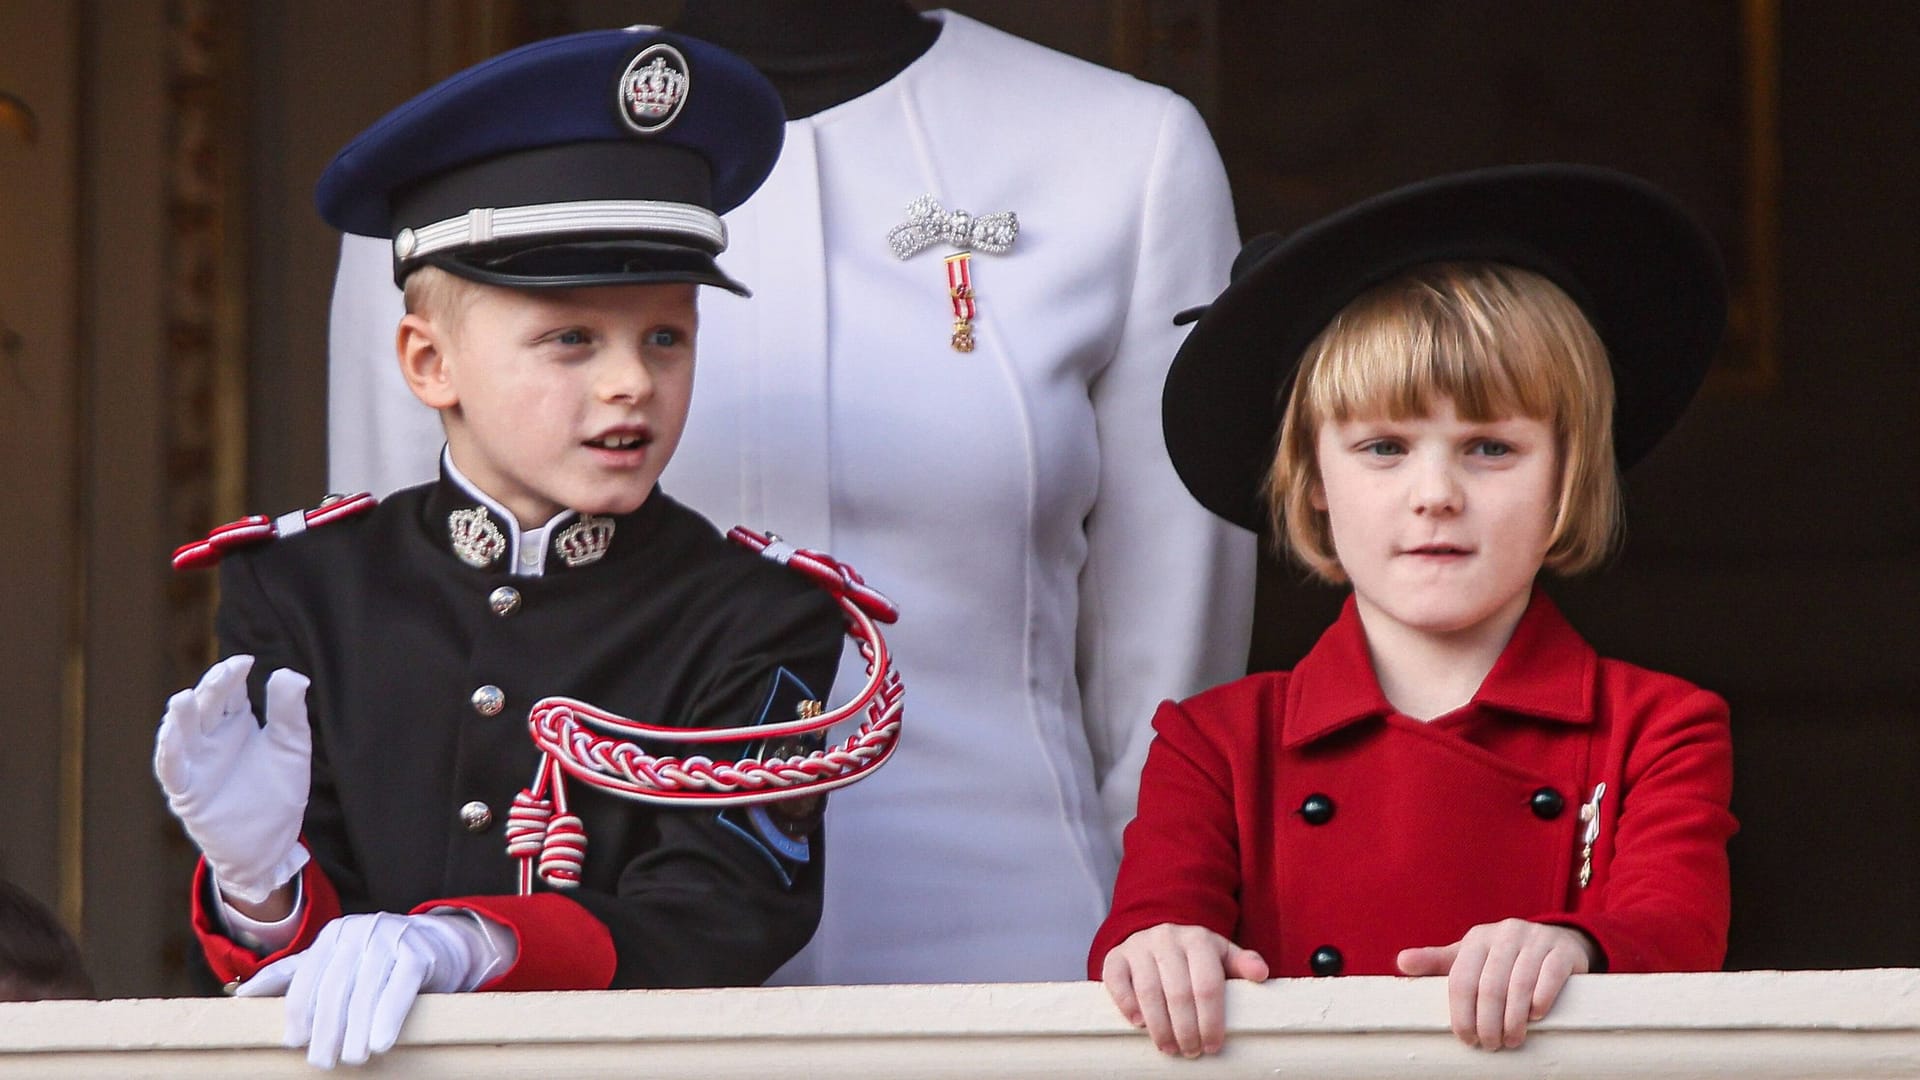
[1267,262,1622,583]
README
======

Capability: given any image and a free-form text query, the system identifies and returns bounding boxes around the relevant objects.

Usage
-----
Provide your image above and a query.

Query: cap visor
[421,239,750,295]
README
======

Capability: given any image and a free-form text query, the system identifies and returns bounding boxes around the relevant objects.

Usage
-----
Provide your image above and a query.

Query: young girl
[1092,165,1736,1056]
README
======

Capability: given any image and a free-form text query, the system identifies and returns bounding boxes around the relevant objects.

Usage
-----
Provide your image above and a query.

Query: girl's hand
[1396,918,1598,1050]
[1100,923,1269,1057]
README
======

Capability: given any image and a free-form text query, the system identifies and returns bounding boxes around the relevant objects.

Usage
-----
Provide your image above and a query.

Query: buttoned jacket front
[1092,590,1736,978]
[189,481,845,992]
[329,10,1257,983]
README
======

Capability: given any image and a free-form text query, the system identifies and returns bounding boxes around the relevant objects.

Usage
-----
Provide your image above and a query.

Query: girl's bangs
[1300,266,1576,428]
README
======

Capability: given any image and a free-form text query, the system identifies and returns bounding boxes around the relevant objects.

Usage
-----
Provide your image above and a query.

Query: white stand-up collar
[441,447,577,578]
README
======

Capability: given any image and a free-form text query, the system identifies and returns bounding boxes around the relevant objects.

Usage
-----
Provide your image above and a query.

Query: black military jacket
[215,478,843,988]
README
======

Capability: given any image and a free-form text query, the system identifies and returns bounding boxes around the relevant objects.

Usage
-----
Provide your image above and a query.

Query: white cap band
[393,199,727,261]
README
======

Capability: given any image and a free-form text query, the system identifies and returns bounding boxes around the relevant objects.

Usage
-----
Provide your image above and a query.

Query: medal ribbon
[945,252,976,352]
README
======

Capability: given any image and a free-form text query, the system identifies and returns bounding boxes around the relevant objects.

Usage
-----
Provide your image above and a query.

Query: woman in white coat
[325,3,1254,984]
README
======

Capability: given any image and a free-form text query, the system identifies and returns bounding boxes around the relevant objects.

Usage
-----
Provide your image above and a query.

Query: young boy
[1094,165,1735,1055]
[155,29,864,1068]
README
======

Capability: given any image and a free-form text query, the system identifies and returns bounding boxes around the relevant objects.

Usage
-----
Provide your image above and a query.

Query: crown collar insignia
[555,515,616,568]
[448,507,507,569]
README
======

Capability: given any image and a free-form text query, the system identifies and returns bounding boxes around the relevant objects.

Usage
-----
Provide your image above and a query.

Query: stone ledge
[1,969,1915,1078]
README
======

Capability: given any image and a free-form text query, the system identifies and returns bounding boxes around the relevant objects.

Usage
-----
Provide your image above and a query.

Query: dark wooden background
[1,1,1911,995]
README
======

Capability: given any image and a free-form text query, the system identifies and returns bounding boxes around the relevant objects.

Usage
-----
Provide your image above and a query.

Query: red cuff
[413,892,617,992]
[1533,910,1725,975]
[190,854,341,987]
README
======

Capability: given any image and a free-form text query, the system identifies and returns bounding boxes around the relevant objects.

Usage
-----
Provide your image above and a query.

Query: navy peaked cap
[315,27,784,292]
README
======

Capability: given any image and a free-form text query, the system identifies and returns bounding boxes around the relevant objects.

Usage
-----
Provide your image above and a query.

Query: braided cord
[532,594,901,805]
[510,531,903,892]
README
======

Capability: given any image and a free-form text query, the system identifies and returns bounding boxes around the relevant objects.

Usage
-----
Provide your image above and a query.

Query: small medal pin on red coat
[1578,782,1607,888]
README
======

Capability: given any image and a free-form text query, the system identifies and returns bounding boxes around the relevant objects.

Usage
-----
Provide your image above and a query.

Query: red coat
[1090,589,1735,979]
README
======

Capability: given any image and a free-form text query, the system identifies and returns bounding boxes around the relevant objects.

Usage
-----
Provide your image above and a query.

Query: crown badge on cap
[618,44,690,134]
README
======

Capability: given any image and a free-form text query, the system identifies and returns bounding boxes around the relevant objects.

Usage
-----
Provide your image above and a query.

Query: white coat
[325,9,1255,983]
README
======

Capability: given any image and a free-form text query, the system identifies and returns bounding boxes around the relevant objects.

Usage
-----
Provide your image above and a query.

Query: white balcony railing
[2,969,1916,1078]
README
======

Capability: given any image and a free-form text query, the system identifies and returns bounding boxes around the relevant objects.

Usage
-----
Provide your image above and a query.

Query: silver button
[471,685,505,717]
[488,586,522,617]
[459,800,493,833]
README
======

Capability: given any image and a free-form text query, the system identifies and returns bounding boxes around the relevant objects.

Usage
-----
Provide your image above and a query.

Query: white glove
[235,911,499,1069]
[154,654,312,904]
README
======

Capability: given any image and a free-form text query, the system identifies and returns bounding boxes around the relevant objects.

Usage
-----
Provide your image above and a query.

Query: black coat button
[1299,793,1335,825]
[1309,945,1344,976]
[1530,787,1566,820]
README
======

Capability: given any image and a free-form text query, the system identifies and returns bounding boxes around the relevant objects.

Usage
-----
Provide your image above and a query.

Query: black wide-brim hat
[1163,164,1727,532]
[315,28,784,293]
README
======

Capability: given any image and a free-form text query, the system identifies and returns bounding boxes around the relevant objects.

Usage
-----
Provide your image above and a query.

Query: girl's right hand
[1100,923,1269,1057]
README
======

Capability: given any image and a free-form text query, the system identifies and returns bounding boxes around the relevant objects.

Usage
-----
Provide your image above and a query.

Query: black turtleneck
[673,0,941,119]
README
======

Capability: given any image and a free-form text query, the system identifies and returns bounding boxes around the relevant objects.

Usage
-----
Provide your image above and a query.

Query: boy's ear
[1308,477,1328,512]
[396,313,458,409]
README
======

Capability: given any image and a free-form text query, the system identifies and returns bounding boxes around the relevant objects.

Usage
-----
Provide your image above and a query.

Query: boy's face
[1312,396,1558,647]
[406,282,698,526]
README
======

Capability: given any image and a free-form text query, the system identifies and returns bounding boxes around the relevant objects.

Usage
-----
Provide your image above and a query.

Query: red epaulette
[725,526,899,624]
[171,492,378,572]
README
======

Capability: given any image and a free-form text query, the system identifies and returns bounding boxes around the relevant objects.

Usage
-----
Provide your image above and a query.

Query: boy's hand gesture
[1101,923,1269,1057]
[236,911,496,1069]
[1396,918,1597,1050]
[154,654,312,905]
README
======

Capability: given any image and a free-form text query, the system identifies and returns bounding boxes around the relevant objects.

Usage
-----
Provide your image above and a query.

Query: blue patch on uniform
[717,666,826,887]
[746,805,812,863]
[753,666,817,730]
[715,813,795,888]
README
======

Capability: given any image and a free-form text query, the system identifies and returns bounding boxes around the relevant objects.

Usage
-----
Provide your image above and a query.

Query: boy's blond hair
[1267,262,1622,583]
[401,264,482,325]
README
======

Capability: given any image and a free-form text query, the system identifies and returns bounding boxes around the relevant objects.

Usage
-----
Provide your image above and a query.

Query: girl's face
[1313,396,1559,646]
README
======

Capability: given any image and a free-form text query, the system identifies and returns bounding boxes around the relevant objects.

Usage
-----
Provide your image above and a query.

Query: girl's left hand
[1395,919,1598,1050]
